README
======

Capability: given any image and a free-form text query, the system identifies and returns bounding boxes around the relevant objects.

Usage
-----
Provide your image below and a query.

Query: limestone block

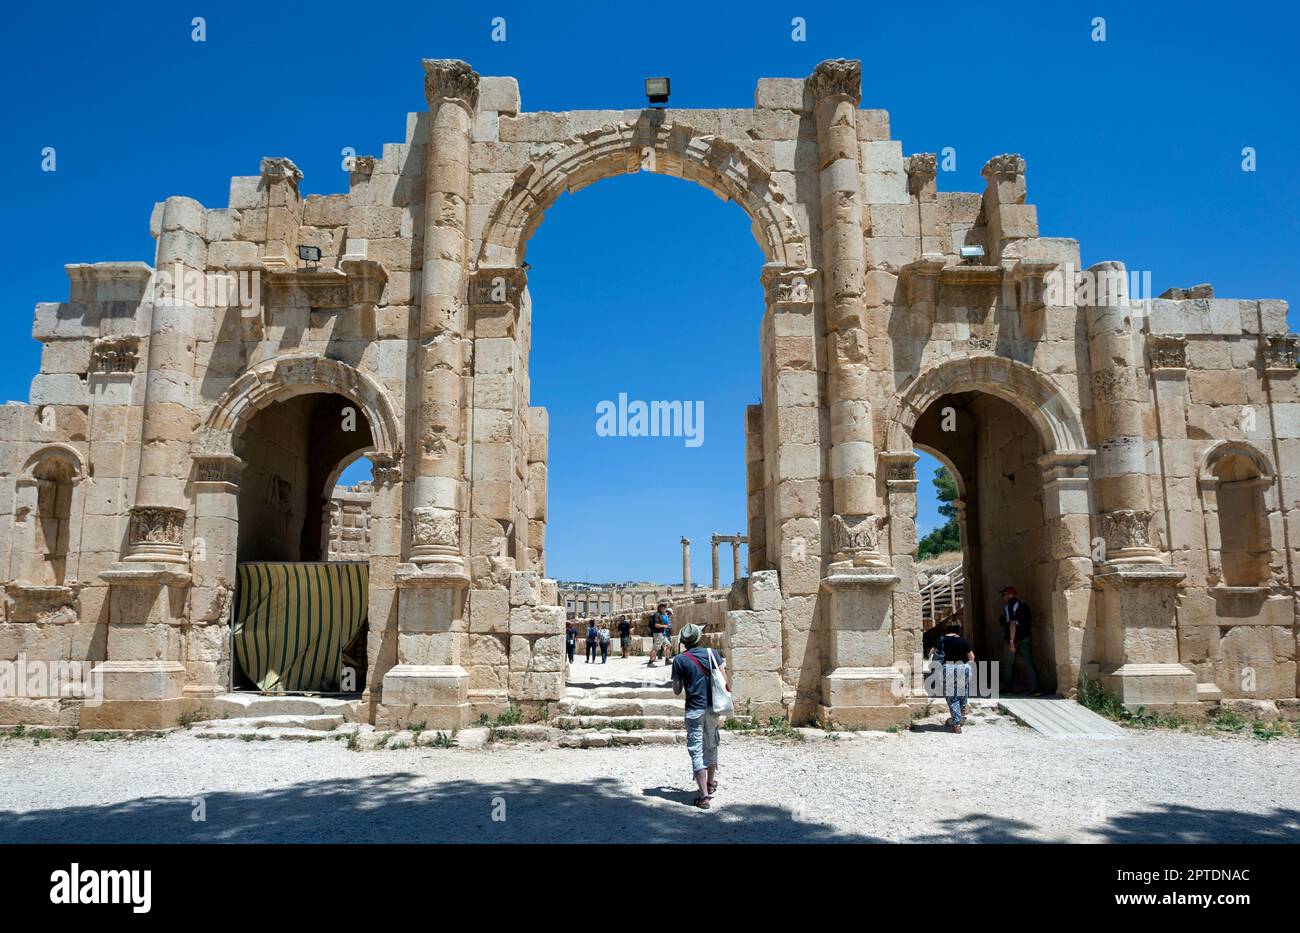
[529,634,565,672]
[747,570,782,611]
[228,176,265,210]
[539,578,558,605]
[508,634,532,672]
[509,570,540,607]
[862,171,908,205]
[509,604,563,636]
[29,374,86,406]
[725,608,781,648]
[730,670,785,704]
[507,670,563,701]
[755,78,808,111]
[478,76,521,114]
[207,240,259,269]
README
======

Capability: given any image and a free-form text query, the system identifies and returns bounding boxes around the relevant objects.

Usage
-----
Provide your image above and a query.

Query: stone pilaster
[1085,262,1196,707]
[409,58,478,572]
[809,59,885,571]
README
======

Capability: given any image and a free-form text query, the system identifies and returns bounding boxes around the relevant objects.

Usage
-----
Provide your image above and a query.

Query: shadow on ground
[0,773,882,844]
[909,807,1300,844]
[3,774,1296,844]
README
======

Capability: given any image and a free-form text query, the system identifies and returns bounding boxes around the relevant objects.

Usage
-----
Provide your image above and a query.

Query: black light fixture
[298,244,322,271]
[644,77,670,108]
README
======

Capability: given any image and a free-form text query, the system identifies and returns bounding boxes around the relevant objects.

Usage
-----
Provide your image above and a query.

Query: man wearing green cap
[671,623,729,810]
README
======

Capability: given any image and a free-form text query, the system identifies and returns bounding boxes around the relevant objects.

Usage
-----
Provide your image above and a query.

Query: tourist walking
[617,617,632,658]
[999,586,1040,695]
[585,620,599,664]
[671,624,728,810]
[565,622,577,664]
[647,603,670,667]
[936,622,975,733]
[659,607,674,662]
[599,624,610,663]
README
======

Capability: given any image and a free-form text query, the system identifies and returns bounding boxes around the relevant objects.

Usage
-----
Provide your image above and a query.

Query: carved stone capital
[830,513,888,562]
[259,156,303,186]
[1262,334,1299,373]
[808,59,861,106]
[1100,509,1154,555]
[349,155,376,177]
[468,266,527,309]
[981,153,1026,180]
[193,456,244,486]
[1147,334,1188,371]
[124,505,187,562]
[761,266,817,307]
[880,451,919,483]
[371,455,401,487]
[905,153,937,196]
[90,335,139,374]
[423,58,479,111]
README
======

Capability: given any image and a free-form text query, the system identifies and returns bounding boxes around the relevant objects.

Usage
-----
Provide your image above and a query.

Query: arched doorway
[194,354,403,697]
[884,356,1094,696]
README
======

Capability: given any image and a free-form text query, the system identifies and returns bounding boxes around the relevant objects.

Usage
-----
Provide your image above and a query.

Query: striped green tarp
[234,562,368,693]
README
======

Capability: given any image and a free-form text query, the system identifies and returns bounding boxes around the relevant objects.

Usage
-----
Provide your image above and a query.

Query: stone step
[208,693,361,721]
[195,726,343,742]
[562,687,676,701]
[197,714,345,732]
[556,697,683,716]
[555,715,682,730]
[558,729,685,749]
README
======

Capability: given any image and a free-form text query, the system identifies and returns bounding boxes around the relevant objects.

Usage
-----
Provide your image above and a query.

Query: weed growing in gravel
[176,709,203,730]
[345,731,360,752]
[1080,674,1187,730]
[1212,708,1248,734]
[494,706,524,727]
[429,730,456,749]
[11,725,26,739]
[762,716,803,742]
[30,728,52,745]
[376,731,393,750]
[721,716,755,732]
[64,726,80,740]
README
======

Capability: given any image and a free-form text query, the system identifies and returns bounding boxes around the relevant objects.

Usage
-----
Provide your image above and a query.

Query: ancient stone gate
[2,58,1297,730]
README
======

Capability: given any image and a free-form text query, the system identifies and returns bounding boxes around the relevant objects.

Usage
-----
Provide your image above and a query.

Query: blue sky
[3,1,1296,584]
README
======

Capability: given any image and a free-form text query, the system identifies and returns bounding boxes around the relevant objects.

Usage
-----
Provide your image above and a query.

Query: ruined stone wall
[1,57,1296,731]
[326,483,373,561]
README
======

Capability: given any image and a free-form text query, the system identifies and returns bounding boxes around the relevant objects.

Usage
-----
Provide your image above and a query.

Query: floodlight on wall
[644,77,670,107]
[298,244,322,270]
[959,245,985,263]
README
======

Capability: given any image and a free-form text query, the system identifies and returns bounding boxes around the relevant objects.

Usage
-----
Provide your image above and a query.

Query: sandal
[693,796,711,810]
[707,780,718,794]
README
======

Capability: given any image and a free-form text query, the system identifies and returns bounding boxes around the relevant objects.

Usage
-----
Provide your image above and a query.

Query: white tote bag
[708,648,734,715]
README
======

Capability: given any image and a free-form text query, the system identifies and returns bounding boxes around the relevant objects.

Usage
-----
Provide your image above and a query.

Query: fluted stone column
[380,60,479,730]
[1085,260,1196,710]
[809,59,906,730]
[408,58,477,572]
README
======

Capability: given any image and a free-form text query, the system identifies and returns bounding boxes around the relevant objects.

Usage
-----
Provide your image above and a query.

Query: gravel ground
[1,717,1297,844]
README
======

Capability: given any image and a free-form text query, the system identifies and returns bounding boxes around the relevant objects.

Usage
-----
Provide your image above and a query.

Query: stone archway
[476,115,811,270]
[188,353,404,700]
[883,355,1095,696]
[196,353,402,463]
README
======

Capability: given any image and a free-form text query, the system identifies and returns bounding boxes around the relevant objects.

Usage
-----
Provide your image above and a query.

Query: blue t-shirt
[671,647,725,716]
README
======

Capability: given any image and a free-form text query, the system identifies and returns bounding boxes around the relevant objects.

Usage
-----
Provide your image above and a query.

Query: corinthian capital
[423,59,480,110]
[808,59,862,105]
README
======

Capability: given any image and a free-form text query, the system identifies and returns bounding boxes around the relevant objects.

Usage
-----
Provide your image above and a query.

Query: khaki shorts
[652,633,666,653]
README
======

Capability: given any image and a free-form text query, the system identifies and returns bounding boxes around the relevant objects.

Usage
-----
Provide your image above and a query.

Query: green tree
[917,466,962,560]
